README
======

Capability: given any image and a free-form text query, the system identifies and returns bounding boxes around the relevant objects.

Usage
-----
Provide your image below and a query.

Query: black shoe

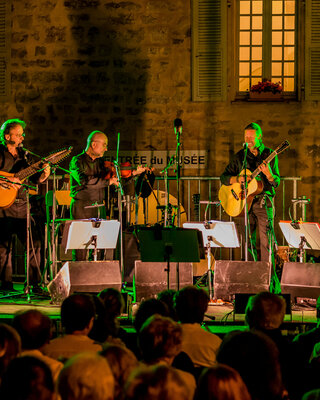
[0,282,18,292]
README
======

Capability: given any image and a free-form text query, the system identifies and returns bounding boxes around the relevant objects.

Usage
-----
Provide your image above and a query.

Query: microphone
[174,118,182,135]
[18,143,29,160]
[243,142,248,149]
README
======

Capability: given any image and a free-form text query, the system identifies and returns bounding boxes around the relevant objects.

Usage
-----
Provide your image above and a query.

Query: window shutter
[192,0,227,101]
[305,0,320,100]
[0,0,10,100]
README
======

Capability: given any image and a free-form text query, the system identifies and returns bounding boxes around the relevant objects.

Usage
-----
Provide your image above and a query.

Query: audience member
[302,389,320,400]
[157,289,178,321]
[138,314,196,399]
[245,292,292,393]
[12,309,63,381]
[174,286,222,368]
[194,363,252,400]
[42,293,102,361]
[217,330,286,400]
[0,355,55,400]
[0,323,21,384]
[100,343,140,400]
[124,364,189,400]
[57,352,114,400]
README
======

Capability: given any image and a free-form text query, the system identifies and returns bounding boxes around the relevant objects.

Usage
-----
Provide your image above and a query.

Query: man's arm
[220,152,243,186]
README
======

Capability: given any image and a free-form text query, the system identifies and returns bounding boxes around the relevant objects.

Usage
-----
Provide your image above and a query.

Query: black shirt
[220,143,280,197]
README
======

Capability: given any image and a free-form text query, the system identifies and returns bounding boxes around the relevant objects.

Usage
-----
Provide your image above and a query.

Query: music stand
[183,221,240,300]
[62,219,120,261]
[137,226,202,290]
[279,221,320,262]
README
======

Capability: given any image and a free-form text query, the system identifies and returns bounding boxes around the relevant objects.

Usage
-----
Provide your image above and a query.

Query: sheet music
[279,221,320,250]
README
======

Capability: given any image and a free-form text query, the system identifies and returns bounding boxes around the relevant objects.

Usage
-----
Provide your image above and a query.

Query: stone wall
[4,0,320,224]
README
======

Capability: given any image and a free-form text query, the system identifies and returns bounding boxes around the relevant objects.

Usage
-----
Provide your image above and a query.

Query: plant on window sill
[248,79,284,101]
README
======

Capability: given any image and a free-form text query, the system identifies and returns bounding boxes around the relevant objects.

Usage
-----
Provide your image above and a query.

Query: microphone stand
[243,145,249,261]
[160,155,175,227]
[175,126,182,227]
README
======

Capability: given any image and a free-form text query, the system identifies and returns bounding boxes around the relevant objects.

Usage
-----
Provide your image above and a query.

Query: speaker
[47,261,121,304]
[213,260,271,301]
[134,261,193,301]
[281,262,320,301]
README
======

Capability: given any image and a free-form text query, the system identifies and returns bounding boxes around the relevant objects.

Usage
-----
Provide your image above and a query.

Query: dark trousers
[70,198,107,261]
[0,217,41,286]
[236,196,275,262]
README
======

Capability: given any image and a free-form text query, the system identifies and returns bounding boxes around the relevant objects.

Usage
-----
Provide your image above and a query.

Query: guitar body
[218,169,263,217]
[0,171,20,209]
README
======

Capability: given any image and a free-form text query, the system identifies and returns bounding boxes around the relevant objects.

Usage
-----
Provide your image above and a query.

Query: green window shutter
[0,0,10,101]
[192,0,227,101]
[305,0,320,100]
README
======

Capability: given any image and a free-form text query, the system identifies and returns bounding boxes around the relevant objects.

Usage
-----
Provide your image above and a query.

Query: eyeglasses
[11,133,25,138]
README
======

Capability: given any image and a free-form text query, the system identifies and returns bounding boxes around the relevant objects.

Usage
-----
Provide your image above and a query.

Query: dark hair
[157,290,178,321]
[0,118,26,145]
[0,324,21,381]
[13,310,51,350]
[0,356,54,400]
[245,292,286,330]
[61,294,95,334]
[98,288,125,318]
[174,286,209,323]
[134,298,169,333]
[194,364,252,400]
[244,122,262,137]
[138,315,182,363]
[217,330,283,400]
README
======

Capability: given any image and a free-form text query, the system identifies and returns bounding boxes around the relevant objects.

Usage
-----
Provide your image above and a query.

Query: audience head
[138,314,182,364]
[157,289,178,321]
[174,285,209,323]
[1,355,55,400]
[124,364,189,400]
[61,293,96,335]
[58,352,114,400]
[100,343,139,400]
[245,292,286,330]
[194,364,251,400]
[13,310,51,350]
[217,330,283,400]
[98,288,125,318]
[134,298,169,333]
[0,324,21,382]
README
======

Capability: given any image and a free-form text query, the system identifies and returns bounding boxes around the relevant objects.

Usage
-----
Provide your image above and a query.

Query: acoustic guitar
[0,147,73,209]
[218,140,290,217]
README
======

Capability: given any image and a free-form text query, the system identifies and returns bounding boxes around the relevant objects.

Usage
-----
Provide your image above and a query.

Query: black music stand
[61,219,120,260]
[137,226,203,290]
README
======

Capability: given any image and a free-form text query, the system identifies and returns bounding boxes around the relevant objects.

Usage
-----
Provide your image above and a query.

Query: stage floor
[0,283,316,338]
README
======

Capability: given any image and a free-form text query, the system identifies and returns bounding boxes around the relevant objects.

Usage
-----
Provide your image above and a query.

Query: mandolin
[218,140,290,217]
[0,147,73,209]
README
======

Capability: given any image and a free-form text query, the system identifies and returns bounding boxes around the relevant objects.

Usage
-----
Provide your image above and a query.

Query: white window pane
[252,31,262,45]
[272,31,283,45]
[284,46,294,60]
[252,46,262,60]
[284,62,295,76]
[251,62,262,76]
[285,1,295,14]
[252,16,262,30]
[272,47,283,61]
[240,16,251,29]
[239,62,250,76]
[240,47,251,60]
[240,1,251,14]
[272,62,282,75]
[252,1,263,14]
[285,15,295,29]
[272,16,283,29]
[272,0,283,14]
[240,31,251,45]
[284,77,295,91]
[239,77,250,91]
[284,31,295,45]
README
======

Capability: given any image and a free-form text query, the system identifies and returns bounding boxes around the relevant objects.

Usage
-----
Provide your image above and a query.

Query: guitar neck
[16,160,43,181]
[251,150,277,180]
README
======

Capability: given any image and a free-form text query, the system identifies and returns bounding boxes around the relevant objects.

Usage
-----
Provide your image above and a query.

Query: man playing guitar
[220,122,280,262]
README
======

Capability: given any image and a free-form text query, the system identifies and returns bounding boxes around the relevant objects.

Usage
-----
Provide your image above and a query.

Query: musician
[69,131,118,260]
[220,122,280,261]
[0,119,50,292]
